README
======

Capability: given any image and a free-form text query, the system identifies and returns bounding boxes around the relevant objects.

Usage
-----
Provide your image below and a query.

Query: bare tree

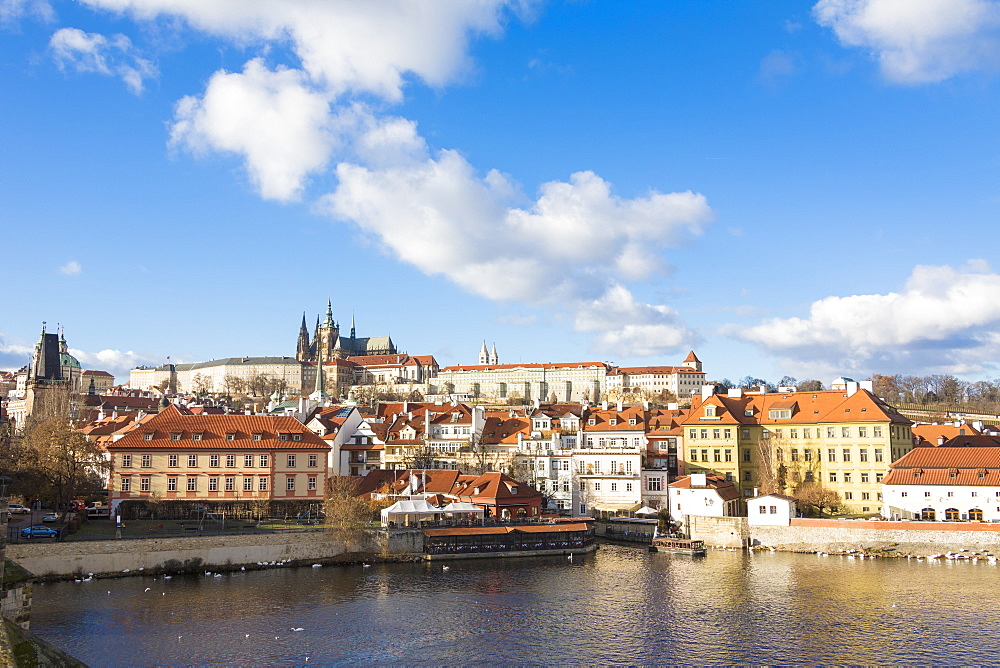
[795,482,842,517]
[19,417,110,516]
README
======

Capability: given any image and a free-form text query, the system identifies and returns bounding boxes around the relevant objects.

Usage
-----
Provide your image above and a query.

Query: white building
[747,493,798,526]
[881,444,1000,521]
[606,351,706,399]
[666,473,741,527]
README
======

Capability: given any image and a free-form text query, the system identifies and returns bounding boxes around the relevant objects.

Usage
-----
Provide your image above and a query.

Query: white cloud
[322,120,711,356]
[813,0,1000,83]
[69,347,165,380]
[74,0,708,357]
[0,0,53,23]
[170,59,348,201]
[59,260,82,275]
[735,261,1000,374]
[79,0,516,100]
[574,285,698,357]
[49,27,156,94]
[0,335,32,371]
[758,49,800,86]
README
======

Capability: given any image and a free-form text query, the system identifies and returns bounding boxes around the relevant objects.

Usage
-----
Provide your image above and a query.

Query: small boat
[648,537,707,556]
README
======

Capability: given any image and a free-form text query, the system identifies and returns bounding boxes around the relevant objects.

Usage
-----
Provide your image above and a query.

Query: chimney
[728,387,743,398]
[938,436,945,446]
[701,384,716,400]
[616,400,623,412]
[667,402,678,411]
[643,400,649,411]
[846,381,859,397]
[601,400,608,411]
[690,472,707,487]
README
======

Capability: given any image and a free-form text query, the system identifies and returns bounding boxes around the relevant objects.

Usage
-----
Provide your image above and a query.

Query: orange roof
[617,366,702,375]
[583,406,647,432]
[683,389,910,427]
[911,423,982,444]
[107,404,327,451]
[684,350,700,363]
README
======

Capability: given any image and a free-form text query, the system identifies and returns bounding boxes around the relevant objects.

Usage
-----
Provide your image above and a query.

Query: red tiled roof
[107,404,327,451]
[668,474,741,501]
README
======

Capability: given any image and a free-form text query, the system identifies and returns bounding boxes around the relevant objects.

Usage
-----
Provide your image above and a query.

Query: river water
[30,544,1000,665]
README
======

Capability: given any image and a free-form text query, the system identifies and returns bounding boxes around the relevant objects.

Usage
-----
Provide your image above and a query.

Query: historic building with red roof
[106,404,329,514]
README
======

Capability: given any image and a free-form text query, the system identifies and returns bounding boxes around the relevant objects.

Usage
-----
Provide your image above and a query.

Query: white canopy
[440,502,485,516]
[381,498,443,526]
[635,506,659,516]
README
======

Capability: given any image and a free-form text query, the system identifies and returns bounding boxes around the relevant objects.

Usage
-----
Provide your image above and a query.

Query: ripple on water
[30,545,1000,665]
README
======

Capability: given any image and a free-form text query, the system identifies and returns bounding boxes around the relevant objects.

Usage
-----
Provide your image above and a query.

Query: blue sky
[3,0,1000,386]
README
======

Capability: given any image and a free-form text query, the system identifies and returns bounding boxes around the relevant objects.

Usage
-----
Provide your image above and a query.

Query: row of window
[777,447,885,464]
[901,490,1000,498]
[121,454,318,468]
[145,432,304,442]
[584,437,644,448]
[580,481,634,492]
[920,508,984,521]
[577,460,635,475]
[120,475,317,492]
[689,426,888,440]
[842,491,878,501]
[828,472,884,484]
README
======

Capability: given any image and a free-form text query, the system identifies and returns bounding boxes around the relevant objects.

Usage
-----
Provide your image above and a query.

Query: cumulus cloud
[74,0,707,357]
[0,0,53,23]
[322,119,711,356]
[813,0,1000,83]
[170,60,349,201]
[0,335,32,372]
[735,261,1000,374]
[59,260,82,275]
[49,27,156,94]
[69,347,165,380]
[79,0,513,99]
[574,285,698,357]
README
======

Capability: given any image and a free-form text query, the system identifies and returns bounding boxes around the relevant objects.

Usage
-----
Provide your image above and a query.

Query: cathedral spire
[324,299,334,327]
[350,313,356,339]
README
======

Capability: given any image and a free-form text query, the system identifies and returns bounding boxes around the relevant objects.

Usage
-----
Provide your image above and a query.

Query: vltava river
[30,544,1000,664]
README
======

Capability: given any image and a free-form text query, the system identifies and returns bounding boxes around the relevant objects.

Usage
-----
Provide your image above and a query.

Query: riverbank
[688,515,1000,555]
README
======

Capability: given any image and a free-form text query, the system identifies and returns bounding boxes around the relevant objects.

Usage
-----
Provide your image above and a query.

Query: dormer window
[744,410,753,417]
[292,434,301,441]
[510,486,518,494]
[629,418,637,426]
[705,406,716,417]
[170,432,181,441]
[192,432,203,441]
[588,419,596,426]
[142,432,153,441]
[609,418,617,426]
[280,433,289,441]
[252,433,263,441]
[226,432,236,441]
[769,409,792,420]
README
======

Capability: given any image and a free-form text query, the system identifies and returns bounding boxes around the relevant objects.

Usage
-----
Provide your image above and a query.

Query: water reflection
[31,545,1000,665]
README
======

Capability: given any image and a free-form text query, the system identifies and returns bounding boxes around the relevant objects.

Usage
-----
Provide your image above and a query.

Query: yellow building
[106,404,329,513]
[681,381,913,513]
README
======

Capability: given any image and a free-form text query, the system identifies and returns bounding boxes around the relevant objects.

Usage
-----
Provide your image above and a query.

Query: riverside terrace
[421,522,596,559]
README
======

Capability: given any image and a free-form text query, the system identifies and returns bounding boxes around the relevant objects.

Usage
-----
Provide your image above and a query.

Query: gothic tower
[296,312,311,361]
[316,299,339,361]
[489,343,498,365]
[479,341,489,365]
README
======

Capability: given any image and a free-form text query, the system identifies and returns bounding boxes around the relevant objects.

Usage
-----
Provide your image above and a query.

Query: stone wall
[750,518,1000,555]
[0,586,31,629]
[687,515,749,548]
[378,528,424,555]
[5,530,382,579]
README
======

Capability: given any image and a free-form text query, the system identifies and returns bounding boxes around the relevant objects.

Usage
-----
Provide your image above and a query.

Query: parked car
[42,512,59,523]
[7,504,31,514]
[21,525,59,539]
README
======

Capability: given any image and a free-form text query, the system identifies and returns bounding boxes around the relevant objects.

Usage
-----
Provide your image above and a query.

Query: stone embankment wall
[750,519,1000,555]
[687,516,749,548]
[6,530,386,579]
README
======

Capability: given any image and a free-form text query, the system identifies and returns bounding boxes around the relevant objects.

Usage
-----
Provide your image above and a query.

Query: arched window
[945,508,960,521]
[969,508,984,521]
[921,508,936,521]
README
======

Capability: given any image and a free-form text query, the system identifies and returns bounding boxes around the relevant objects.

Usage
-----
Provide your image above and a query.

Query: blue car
[20,525,59,539]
